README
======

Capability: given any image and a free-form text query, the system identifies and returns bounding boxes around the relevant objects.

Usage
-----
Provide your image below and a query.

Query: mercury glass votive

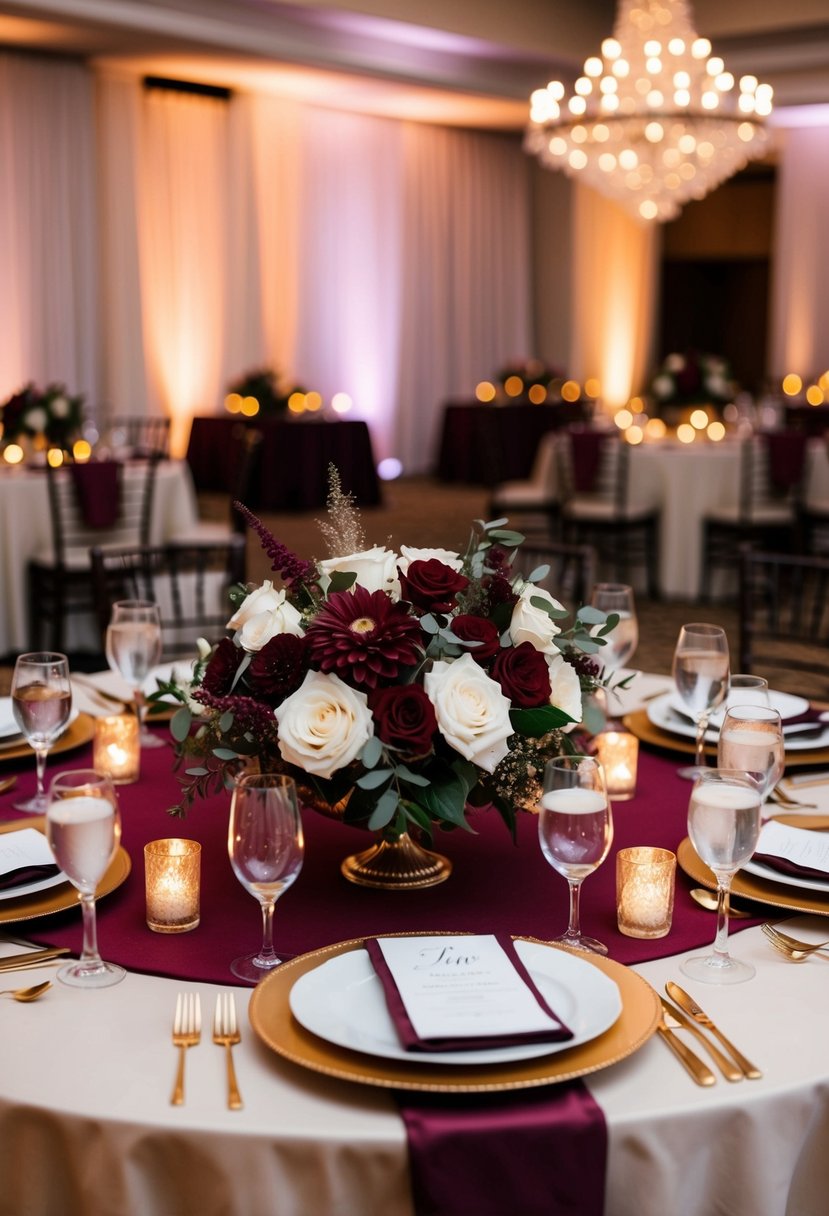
[616,847,676,939]
[144,839,201,934]
[595,729,639,800]
[93,714,140,784]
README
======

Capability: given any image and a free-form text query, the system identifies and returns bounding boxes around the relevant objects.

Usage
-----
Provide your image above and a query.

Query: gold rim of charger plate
[0,816,131,923]
[678,836,829,917]
[248,932,661,1094]
[0,712,97,765]
[623,709,829,769]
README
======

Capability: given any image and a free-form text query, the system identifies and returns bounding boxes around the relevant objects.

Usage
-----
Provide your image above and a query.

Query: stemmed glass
[105,600,163,748]
[538,755,614,955]
[228,773,305,983]
[681,769,762,984]
[722,675,769,712]
[717,704,785,808]
[590,583,638,675]
[45,768,125,988]
[11,652,72,814]
[672,623,730,779]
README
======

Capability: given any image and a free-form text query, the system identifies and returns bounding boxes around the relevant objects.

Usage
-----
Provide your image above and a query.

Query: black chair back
[738,548,829,695]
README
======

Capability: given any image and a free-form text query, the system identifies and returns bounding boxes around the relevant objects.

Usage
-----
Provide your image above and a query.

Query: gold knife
[660,995,743,1082]
[666,982,763,1079]
[655,1007,716,1086]
[0,947,70,970]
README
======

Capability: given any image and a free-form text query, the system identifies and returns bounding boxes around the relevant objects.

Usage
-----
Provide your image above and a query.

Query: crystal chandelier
[525,0,772,222]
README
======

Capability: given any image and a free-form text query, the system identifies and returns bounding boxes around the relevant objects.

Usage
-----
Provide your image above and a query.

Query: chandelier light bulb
[524,0,772,222]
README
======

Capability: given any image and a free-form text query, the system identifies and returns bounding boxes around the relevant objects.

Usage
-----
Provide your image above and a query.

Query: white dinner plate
[742,856,829,895]
[289,939,622,1067]
[646,691,828,752]
[0,868,68,903]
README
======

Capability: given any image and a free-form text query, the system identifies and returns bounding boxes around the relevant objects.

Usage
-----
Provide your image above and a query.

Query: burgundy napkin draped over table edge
[68,459,122,528]
[3,727,759,1216]
[762,431,808,493]
[569,430,606,493]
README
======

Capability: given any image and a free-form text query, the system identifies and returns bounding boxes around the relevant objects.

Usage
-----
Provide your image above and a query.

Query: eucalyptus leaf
[368,789,399,831]
[361,736,384,768]
[170,706,193,743]
[212,747,239,761]
[356,768,394,790]
[483,517,509,529]
[530,596,568,620]
[185,767,208,777]
[526,564,550,582]
[219,711,234,733]
[576,605,608,626]
[419,613,440,635]
[395,765,430,787]
[487,529,524,546]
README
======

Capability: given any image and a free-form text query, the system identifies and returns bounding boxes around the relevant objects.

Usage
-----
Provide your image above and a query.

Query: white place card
[0,828,56,877]
[375,935,562,1042]
[756,821,829,876]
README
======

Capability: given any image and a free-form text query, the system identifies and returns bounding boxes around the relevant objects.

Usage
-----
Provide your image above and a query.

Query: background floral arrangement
[494,359,565,392]
[648,350,737,406]
[0,382,84,448]
[157,470,616,842]
[225,366,305,417]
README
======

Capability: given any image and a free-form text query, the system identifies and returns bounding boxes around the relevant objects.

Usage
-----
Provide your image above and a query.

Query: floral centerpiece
[648,351,736,408]
[225,367,305,417]
[1,382,84,449]
[155,470,616,888]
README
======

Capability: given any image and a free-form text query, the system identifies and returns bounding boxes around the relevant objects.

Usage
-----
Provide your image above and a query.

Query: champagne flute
[673,623,730,779]
[681,769,762,984]
[718,704,785,806]
[45,768,125,988]
[538,755,614,955]
[228,773,304,983]
[11,652,72,813]
[105,600,163,748]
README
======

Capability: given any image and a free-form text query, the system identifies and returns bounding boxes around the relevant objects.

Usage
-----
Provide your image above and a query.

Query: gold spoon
[0,776,17,795]
[689,888,752,918]
[0,980,52,1002]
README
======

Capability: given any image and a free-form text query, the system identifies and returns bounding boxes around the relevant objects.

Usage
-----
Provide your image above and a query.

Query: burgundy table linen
[569,430,606,493]
[435,402,587,486]
[68,460,121,528]
[763,431,809,493]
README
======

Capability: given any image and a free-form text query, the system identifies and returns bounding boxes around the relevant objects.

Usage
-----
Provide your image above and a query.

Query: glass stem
[694,711,711,769]
[33,745,48,798]
[79,892,102,964]
[713,878,732,961]
[257,898,278,965]
[566,878,583,939]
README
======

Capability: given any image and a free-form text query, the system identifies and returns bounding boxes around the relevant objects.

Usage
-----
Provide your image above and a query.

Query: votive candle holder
[93,714,140,784]
[596,729,639,800]
[144,839,201,934]
[616,846,676,939]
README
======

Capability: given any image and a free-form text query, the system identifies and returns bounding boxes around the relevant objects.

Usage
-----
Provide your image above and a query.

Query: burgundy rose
[451,614,501,664]
[248,634,308,702]
[199,637,242,697]
[369,684,437,757]
[482,573,519,612]
[491,641,551,708]
[399,559,469,614]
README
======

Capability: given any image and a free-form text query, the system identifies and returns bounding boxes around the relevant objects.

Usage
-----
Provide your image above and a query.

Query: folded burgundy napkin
[365,935,573,1053]
[69,460,122,528]
[569,431,606,493]
[781,707,827,735]
[763,431,808,493]
[0,862,60,892]
[752,853,829,882]
[398,1081,608,1216]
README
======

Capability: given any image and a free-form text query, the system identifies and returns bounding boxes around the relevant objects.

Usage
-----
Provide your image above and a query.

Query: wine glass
[228,773,304,983]
[45,768,125,988]
[681,769,762,984]
[590,583,638,674]
[672,623,730,779]
[722,675,770,712]
[538,755,614,955]
[105,600,163,748]
[717,704,785,806]
[11,652,72,814]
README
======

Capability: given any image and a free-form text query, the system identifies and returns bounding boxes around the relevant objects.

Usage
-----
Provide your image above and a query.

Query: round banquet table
[0,673,828,1216]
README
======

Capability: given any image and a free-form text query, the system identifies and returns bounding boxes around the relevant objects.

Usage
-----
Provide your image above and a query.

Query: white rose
[664,354,685,373]
[397,545,463,574]
[50,395,69,419]
[546,654,583,724]
[275,670,373,780]
[319,547,400,596]
[424,653,513,773]
[24,406,47,431]
[227,581,303,634]
[509,585,564,654]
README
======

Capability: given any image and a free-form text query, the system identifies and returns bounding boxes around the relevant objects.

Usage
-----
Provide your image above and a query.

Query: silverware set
[171,991,243,1109]
[656,982,762,1085]
[0,946,69,973]
[762,924,829,961]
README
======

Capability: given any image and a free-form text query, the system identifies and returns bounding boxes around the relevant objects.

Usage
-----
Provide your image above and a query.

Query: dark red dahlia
[247,634,308,702]
[482,573,519,612]
[451,614,501,664]
[199,637,243,697]
[399,558,469,614]
[305,586,423,689]
[492,642,551,707]
[369,684,437,756]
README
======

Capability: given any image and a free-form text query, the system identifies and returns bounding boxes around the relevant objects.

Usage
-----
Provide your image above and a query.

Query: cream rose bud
[24,406,47,431]
[546,654,583,724]
[227,580,303,635]
[275,670,373,780]
[50,395,69,418]
[424,653,513,773]
[319,547,400,596]
[397,545,463,574]
[509,585,564,655]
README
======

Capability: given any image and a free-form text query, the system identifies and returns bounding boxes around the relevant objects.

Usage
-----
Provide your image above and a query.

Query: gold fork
[213,991,243,1110]
[762,924,829,960]
[171,992,201,1105]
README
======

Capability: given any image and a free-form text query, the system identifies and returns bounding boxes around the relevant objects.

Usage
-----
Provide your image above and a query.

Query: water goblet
[11,651,72,814]
[673,623,730,779]
[681,769,762,984]
[717,704,785,806]
[590,583,638,675]
[45,768,125,988]
[538,755,614,955]
[228,773,304,983]
[722,675,770,712]
[105,600,163,748]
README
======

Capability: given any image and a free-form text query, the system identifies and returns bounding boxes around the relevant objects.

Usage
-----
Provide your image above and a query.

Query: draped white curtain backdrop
[770,122,829,378]
[0,54,98,402]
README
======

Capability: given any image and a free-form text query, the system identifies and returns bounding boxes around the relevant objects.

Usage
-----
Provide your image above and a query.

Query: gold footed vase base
[340,831,452,890]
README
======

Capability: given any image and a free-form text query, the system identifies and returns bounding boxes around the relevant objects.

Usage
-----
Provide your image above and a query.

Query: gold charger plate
[0,713,96,765]
[624,709,829,769]
[0,816,131,923]
[248,932,660,1094]
[677,836,829,917]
